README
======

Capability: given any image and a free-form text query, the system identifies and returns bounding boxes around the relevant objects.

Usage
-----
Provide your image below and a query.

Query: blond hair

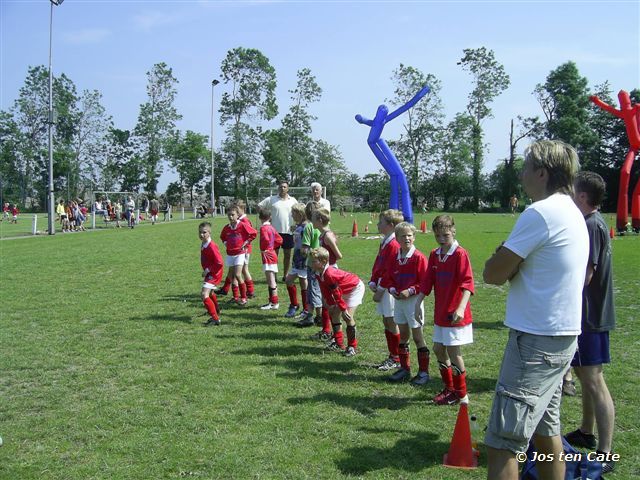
[380,209,404,226]
[313,207,331,226]
[291,202,307,221]
[524,140,580,196]
[309,247,329,263]
[395,221,416,237]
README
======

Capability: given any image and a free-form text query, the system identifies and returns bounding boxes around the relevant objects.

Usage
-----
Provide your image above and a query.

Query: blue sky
[2,0,639,192]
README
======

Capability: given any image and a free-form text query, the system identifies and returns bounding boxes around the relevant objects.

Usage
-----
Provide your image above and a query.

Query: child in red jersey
[10,204,19,224]
[415,215,474,405]
[258,208,283,310]
[311,207,343,339]
[380,222,431,386]
[369,209,404,371]
[310,247,364,357]
[199,222,224,326]
[235,200,256,300]
[220,205,257,305]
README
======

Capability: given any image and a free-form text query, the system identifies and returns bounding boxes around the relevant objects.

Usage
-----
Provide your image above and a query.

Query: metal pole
[210,79,219,217]
[47,1,55,235]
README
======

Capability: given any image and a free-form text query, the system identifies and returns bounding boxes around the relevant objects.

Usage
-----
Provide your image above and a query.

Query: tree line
[1,46,637,212]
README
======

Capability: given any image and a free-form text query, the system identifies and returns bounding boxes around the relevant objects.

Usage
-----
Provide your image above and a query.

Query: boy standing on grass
[310,247,364,357]
[284,203,311,319]
[369,209,403,371]
[10,204,19,224]
[258,208,283,310]
[415,215,474,405]
[199,222,224,326]
[299,201,325,330]
[236,200,256,299]
[220,205,257,306]
[380,222,430,386]
[1,202,9,221]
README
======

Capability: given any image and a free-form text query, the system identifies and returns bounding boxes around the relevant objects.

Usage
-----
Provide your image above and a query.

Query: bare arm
[585,263,595,286]
[483,245,523,285]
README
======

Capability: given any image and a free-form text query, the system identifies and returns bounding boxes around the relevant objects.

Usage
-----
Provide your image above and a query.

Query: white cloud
[62,28,111,45]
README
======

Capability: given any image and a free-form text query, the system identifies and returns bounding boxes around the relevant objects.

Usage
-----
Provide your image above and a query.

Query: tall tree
[458,47,510,210]
[502,116,543,206]
[105,128,143,192]
[219,47,277,195]
[135,62,181,195]
[166,130,210,206]
[388,64,445,206]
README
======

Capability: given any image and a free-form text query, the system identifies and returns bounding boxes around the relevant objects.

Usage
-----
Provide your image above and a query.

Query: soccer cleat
[260,302,279,310]
[228,297,240,304]
[237,299,248,306]
[324,340,346,352]
[313,315,322,326]
[410,371,431,386]
[296,310,309,319]
[433,388,461,405]
[600,455,615,474]
[284,305,300,318]
[564,429,597,450]
[343,346,357,357]
[215,288,228,296]
[388,368,411,382]
[310,330,332,342]
[202,318,219,327]
[296,316,315,328]
[376,357,401,371]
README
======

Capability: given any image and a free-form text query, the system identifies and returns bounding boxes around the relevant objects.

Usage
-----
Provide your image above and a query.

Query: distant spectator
[310,182,331,211]
[197,203,208,219]
[150,198,159,225]
[56,199,66,224]
[509,194,519,215]
[125,196,135,228]
[2,202,9,221]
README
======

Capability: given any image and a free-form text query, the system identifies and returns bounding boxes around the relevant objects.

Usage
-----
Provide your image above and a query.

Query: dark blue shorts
[571,331,610,367]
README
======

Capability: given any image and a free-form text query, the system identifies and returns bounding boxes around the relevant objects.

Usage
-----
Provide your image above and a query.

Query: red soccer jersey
[220,222,257,256]
[201,240,223,285]
[370,234,401,286]
[11,207,19,216]
[380,246,429,293]
[316,265,361,311]
[260,222,283,265]
[420,243,474,327]
[239,214,255,254]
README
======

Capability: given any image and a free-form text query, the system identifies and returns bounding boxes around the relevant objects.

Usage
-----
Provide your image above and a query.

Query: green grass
[1,213,638,479]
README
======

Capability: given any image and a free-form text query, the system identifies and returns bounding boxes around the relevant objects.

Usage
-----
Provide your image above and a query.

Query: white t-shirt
[503,193,589,336]
[316,197,331,212]
[258,195,297,234]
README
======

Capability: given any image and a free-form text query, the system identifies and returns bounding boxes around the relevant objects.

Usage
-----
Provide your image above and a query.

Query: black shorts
[280,233,294,250]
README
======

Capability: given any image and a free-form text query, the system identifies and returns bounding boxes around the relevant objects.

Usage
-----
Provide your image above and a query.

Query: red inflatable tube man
[590,90,640,232]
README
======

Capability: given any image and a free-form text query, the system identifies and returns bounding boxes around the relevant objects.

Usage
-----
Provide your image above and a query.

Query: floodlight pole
[210,79,220,217]
[47,0,64,235]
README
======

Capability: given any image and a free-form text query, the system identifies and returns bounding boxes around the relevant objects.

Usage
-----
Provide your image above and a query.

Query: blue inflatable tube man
[355,85,430,224]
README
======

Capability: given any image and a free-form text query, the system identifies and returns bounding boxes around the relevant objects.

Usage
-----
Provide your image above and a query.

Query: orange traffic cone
[420,219,427,233]
[443,402,478,469]
[352,220,358,237]
[609,226,615,239]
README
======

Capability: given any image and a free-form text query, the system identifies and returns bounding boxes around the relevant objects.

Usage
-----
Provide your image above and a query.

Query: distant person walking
[258,180,298,280]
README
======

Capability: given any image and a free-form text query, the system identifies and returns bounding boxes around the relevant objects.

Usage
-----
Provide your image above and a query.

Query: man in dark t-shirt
[565,171,616,474]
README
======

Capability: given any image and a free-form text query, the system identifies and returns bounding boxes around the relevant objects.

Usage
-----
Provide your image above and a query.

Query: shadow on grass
[214,331,301,341]
[233,344,320,357]
[467,376,497,393]
[131,313,193,323]
[287,392,414,416]
[160,293,200,306]
[268,357,379,384]
[336,427,447,475]
[473,320,508,330]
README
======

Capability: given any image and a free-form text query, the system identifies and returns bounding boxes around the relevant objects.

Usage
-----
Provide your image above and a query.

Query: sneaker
[296,316,315,328]
[343,346,357,357]
[325,340,345,352]
[410,371,431,386]
[310,330,332,342]
[564,429,597,450]
[600,455,616,474]
[433,388,461,405]
[313,315,322,326]
[228,297,239,304]
[237,299,248,306]
[215,288,228,296]
[284,305,300,318]
[296,310,309,320]
[376,357,401,371]
[260,302,279,310]
[202,318,219,327]
[562,379,577,396]
[388,368,411,382]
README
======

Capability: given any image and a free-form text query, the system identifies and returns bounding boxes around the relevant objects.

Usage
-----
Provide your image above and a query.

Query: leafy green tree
[166,130,210,206]
[0,111,26,204]
[388,64,445,206]
[219,47,277,195]
[134,62,181,196]
[308,139,348,199]
[105,128,143,192]
[458,47,510,210]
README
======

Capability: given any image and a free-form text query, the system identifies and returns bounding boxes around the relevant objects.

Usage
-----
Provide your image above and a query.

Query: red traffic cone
[352,220,358,237]
[609,226,615,239]
[443,402,478,469]
[420,219,427,233]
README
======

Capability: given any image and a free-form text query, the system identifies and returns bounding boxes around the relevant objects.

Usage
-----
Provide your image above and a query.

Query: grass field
[1,212,638,479]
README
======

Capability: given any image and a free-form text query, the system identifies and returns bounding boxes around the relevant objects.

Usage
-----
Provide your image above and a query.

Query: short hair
[305,201,319,221]
[199,221,212,230]
[258,207,271,221]
[432,214,456,232]
[380,209,404,226]
[227,205,240,215]
[575,171,606,208]
[524,140,580,196]
[278,180,289,187]
[309,247,329,263]
[310,182,322,191]
[233,199,246,211]
[313,207,331,226]
[291,202,306,220]
[395,221,416,237]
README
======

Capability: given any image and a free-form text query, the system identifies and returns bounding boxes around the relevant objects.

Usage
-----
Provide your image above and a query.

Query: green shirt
[302,222,321,267]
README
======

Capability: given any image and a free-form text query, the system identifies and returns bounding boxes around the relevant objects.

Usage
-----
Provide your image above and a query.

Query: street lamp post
[47,0,64,235]
[210,79,220,217]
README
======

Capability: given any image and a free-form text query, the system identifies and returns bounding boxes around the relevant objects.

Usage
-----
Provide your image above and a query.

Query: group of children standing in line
[198,201,474,406]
